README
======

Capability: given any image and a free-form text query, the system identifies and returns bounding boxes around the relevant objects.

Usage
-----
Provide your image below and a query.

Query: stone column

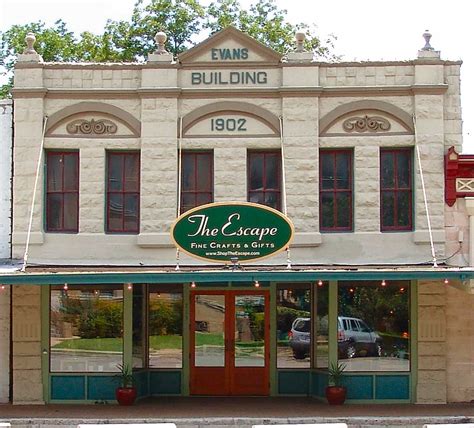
[12,285,43,404]
[417,279,447,403]
[0,286,10,403]
[464,198,474,266]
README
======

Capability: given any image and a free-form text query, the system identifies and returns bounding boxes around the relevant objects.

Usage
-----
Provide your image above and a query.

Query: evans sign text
[171,202,294,263]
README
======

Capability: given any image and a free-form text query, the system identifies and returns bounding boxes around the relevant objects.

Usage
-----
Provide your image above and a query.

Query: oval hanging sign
[171,202,294,263]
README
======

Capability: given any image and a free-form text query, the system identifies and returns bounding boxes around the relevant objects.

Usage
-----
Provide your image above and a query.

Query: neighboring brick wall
[417,280,447,404]
[446,285,474,402]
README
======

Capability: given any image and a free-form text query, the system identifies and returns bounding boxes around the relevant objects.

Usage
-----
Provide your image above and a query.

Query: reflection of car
[338,316,382,359]
[288,316,382,360]
[288,318,311,359]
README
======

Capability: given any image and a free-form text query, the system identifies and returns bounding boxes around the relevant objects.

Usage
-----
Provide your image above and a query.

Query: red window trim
[319,149,353,232]
[180,150,214,214]
[106,151,140,234]
[45,151,79,233]
[247,150,282,211]
[380,148,413,231]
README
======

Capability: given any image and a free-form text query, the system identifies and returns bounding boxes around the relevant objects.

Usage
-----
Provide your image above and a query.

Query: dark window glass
[180,151,213,214]
[276,284,311,368]
[248,151,281,210]
[338,281,410,372]
[319,150,352,231]
[46,151,79,232]
[106,152,140,233]
[380,148,412,231]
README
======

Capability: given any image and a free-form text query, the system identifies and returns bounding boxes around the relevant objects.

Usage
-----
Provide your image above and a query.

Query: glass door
[190,290,269,395]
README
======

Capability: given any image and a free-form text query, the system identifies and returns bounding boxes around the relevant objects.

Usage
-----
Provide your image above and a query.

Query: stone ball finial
[154,31,168,55]
[295,31,306,53]
[23,32,37,54]
[422,30,434,51]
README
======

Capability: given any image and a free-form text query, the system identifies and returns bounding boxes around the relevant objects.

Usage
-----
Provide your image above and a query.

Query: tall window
[181,151,213,213]
[248,150,281,210]
[320,149,352,231]
[46,151,79,232]
[380,148,412,231]
[106,151,140,233]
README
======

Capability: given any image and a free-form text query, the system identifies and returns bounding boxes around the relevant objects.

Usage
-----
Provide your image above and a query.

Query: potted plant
[325,361,347,405]
[115,363,137,405]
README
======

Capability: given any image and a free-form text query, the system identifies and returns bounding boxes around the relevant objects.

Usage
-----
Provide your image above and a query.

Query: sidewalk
[0,397,473,421]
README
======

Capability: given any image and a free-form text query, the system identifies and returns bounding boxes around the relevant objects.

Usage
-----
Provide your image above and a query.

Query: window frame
[106,150,140,234]
[380,148,413,231]
[180,150,214,214]
[247,150,282,211]
[319,149,353,232]
[45,150,79,233]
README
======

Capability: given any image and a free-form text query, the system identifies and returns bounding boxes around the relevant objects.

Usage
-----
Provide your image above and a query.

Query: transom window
[320,149,353,231]
[181,151,213,214]
[248,150,281,210]
[106,151,140,233]
[46,151,79,233]
[380,148,412,231]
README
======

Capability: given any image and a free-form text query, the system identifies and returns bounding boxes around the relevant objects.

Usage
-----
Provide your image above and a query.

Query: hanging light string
[175,117,184,271]
[413,114,438,267]
[22,116,48,272]
[279,116,292,269]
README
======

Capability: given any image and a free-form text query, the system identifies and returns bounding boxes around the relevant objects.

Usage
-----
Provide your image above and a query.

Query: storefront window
[338,281,410,372]
[50,284,123,372]
[277,284,311,368]
[149,285,183,368]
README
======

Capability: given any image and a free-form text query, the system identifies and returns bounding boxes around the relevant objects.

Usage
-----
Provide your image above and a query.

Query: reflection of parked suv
[338,316,382,359]
[288,316,382,360]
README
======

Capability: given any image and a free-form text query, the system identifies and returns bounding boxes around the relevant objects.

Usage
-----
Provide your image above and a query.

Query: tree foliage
[0,0,337,97]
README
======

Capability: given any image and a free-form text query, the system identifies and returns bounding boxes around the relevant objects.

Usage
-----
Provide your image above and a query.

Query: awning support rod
[413,114,438,267]
[279,116,292,269]
[22,116,48,272]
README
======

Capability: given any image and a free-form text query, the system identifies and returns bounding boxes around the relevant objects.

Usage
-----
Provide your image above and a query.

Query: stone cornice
[14,59,462,71]
[11,83,449,99]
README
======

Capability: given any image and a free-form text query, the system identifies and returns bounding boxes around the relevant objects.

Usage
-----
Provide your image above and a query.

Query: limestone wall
[446,285,474,402]
[11,54,462,266]
[417,279,447,404]
[12,285,43,404]
[0,285,10,403]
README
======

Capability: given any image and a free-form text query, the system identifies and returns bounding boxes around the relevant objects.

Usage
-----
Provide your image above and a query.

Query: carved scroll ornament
[342,115,391,133]
[66,118,118,135]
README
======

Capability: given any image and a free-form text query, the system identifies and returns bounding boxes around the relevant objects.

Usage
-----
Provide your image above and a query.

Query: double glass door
[190,290,270,395]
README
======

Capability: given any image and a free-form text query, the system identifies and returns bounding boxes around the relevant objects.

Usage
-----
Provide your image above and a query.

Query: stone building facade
[2,28,473,404]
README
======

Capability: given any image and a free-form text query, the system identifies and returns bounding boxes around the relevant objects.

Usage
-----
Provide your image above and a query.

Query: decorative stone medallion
[342,115,391,133]
[66,119,118,135]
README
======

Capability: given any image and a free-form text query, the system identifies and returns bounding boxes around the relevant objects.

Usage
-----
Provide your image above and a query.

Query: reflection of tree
[338,284,409,334]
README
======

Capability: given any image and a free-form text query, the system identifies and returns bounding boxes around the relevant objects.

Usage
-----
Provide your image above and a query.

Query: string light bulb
[127,283,132,290]
[444,278,449,285]
[0,285,5,291]
[254,280,260,288]
[63,283,68,291]
[190,281,196,288]
[381,279,387,287]
[318,280,323,286]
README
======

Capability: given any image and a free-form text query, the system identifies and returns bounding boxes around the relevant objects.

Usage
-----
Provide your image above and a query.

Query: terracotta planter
[115,386,137,405]
[325,386,347,405]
